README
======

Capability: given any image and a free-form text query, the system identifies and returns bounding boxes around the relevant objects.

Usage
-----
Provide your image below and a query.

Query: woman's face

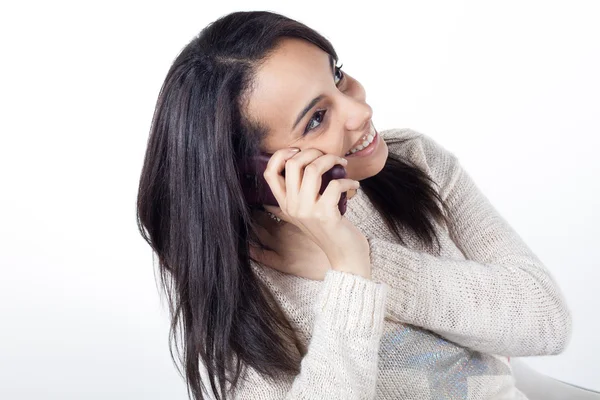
[244,37,388,184]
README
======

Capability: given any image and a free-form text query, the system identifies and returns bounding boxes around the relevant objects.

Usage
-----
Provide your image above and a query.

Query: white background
[1,0,598,398]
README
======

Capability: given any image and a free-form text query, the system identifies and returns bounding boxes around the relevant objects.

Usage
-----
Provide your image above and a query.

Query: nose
[341,94,373,132]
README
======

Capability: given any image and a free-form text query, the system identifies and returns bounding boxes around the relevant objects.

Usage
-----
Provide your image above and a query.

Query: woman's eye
[302,64,343,136]
[334,64,344,86]
[303,109,327,135]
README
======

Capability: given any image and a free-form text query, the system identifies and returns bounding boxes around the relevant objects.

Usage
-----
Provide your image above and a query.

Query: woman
[136,10,572,400]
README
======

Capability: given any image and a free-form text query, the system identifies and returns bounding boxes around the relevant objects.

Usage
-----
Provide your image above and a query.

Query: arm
[367,132,571,357]
[229,269,389,399]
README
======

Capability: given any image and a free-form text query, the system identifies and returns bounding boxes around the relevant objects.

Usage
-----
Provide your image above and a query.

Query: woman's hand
[249,147,372,280]
[248,211,334,280]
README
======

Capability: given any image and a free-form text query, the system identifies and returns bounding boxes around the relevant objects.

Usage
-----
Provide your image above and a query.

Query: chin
[348,140,388,181]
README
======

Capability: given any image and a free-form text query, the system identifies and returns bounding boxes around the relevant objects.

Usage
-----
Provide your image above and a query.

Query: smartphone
[239,151,348,216]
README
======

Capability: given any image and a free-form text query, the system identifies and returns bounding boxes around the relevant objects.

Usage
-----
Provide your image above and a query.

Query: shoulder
[380,127,459,166]
[381,128,461,200]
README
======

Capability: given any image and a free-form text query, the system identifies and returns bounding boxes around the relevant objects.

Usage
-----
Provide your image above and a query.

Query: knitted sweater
[204,128,572,399]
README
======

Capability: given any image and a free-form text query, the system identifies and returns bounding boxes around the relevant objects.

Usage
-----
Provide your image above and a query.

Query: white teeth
[346,133,375,155]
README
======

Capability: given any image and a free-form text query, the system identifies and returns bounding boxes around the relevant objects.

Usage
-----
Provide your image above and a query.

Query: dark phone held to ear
[239,152,348,215]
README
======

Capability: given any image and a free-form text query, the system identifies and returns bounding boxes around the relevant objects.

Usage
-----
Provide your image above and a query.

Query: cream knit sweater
[203,128,572,399]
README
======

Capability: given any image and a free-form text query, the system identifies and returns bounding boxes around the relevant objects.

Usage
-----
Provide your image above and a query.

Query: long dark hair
[136,10,449,400]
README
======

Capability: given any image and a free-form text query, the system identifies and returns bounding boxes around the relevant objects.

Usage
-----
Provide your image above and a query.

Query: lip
[345,123,378,157]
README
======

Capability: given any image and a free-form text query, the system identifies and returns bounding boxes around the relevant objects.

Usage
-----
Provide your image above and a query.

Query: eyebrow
[291,54,336,132]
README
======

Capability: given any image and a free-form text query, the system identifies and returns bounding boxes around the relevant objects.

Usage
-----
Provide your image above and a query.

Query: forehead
[246,38,332,133]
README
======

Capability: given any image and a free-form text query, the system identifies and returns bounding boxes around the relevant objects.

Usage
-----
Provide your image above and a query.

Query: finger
[282,148,326,212]
[319,178,361,216]
[263,147,301,210]
[300,154,348,200]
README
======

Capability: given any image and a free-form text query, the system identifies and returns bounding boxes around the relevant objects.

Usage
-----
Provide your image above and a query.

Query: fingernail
[339,157,348,165]
[288,147,300,153]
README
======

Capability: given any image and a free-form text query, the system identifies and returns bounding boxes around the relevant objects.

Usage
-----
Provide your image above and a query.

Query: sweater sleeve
[228,269,389,400]
[367,132,572,357]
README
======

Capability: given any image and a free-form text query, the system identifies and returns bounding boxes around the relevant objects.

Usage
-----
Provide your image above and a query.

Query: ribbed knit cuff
[367,237,420,321]
[315,269,389,338]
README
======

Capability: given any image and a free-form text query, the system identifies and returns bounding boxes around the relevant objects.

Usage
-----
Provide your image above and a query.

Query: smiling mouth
[344,125,376,156]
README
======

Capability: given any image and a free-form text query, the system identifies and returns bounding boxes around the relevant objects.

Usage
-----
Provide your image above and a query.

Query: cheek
[347,78,366,98]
